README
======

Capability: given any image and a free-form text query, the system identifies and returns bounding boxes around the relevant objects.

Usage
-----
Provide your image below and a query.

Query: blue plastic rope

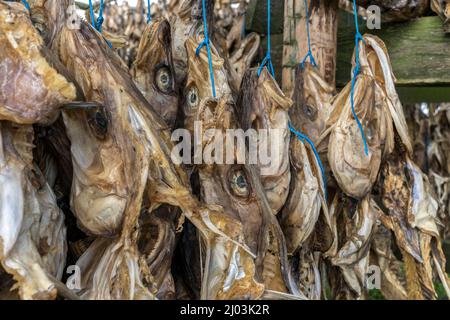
[21,0,30,11]
[147,0,151,23]
[257,0,275,77]
[6,0,31,12]
[88,0,112,48]
[196,0,216,98]
[288,122,327,200]
[300,0,317,68]
[350,0,369,156]
[89,0,105,32]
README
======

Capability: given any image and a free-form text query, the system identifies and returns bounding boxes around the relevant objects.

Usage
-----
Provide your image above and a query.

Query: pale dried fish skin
[280,141,321,254]
[0,123,67,300]
[131,19,179,129]
[237,68,292,214]
[328,74,382,199]
[0,2,76,125]
[291,63,334,146]
[331,196,379,298]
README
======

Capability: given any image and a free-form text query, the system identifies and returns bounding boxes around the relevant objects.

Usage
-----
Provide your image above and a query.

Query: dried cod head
[280,61,330,255]
[292,63,335,147]
[131,19,179,129]
[0,2,76,125]
[326,34,414,199]
[227,33,260,90]
[237,67,292,214]
[181,37,304,298]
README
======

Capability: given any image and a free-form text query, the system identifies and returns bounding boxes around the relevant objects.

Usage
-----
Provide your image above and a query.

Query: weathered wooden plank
[337,12,450,90]
[397,87,450,104]
[246,0,285,35]
[282,0,339,94]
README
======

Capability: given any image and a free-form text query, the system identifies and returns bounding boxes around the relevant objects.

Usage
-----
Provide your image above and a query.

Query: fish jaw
[71,187,126,236]
[198,210,264,300]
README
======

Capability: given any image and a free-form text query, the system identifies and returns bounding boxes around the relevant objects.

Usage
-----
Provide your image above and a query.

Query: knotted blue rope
[196,0,216,98]
[288,122,327,200]
[350,0,369,156]
[300,0,317,68]
[147,0,151,23]
[89,0,105,32]
[257,0,275,77]
[88,0,112,48]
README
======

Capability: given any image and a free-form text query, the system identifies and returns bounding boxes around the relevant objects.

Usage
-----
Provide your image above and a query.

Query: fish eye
[303,104,317,120]
[229,169,250,198]
[365,121,376,142]
[155,66,173,94]
[186,86,200,109]
[88,108,108,139]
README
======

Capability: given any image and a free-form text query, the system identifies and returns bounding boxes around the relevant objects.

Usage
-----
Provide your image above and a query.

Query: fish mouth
[72,189,127,237]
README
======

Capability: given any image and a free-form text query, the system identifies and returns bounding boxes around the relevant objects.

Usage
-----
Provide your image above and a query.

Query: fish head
[55,20,160,237]
[291,62,334,144]
[238,68,291,132]
[182,36,233,131]
[181,37,265,251]
[131,19,178,128]
[0,1,76,125]
[237,67,292,213]
[228,33,260,89]
[26,0,72,47]
[62,103,128,236]
[170,0,204,84]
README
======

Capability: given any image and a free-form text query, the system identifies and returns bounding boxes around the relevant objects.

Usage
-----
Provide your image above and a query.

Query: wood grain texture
[282,0,339,94]
[337,12,450,88]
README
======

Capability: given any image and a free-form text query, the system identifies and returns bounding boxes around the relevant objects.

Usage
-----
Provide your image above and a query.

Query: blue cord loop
[350,0,369,156]
[89,0,105,33]
[196,0,216,98]
[147,0,151,23]
[288,121,327,200]
[257,0,275,77]
[88,0,112,48]
[300,0,317,69]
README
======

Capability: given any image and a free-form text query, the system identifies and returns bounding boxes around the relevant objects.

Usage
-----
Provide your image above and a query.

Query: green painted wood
[396,86,450,104]
[246,0,284,35]
[337,10,450,95]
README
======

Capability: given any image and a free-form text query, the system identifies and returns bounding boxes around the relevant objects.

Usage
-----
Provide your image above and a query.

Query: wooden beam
[337,11,450,95]
[282,0,339,94]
